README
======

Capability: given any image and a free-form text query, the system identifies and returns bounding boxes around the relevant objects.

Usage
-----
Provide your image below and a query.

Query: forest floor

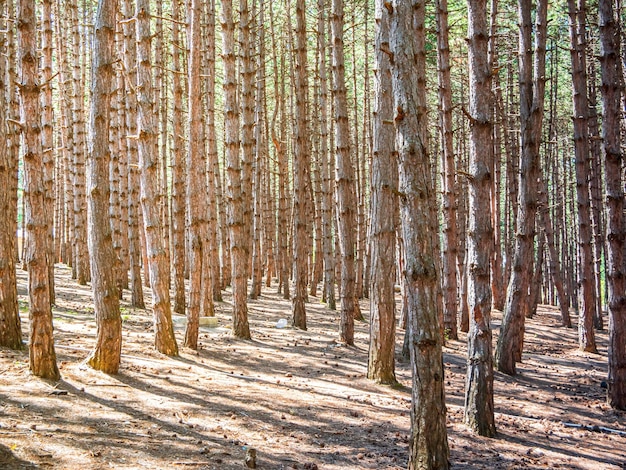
[0,264,625,470]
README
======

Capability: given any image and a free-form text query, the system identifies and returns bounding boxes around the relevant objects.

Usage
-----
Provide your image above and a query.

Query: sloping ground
[0,264,624,469]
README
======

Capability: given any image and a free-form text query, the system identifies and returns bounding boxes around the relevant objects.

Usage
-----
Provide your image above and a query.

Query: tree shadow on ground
[0,442,38,470]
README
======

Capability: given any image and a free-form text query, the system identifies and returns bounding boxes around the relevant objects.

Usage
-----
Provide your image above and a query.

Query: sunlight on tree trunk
[86,0,122,374]
[464,0,496,437]
[332,0,361,344]
[567,0,598,354]
[388,0,450,466]
[136,0,178,356]
[18,0,60,380]
[0,0,22,350]
[291,0,310,330]
[496,0,549,376]
[222,0,251,339]
[367,0,397,385]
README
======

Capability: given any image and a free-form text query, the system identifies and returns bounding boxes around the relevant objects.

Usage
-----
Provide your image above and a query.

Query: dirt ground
[0,264,625,469]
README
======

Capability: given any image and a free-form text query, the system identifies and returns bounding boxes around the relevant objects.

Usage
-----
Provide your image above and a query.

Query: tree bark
[332,0,361,344]
[222,0,251,339]
[464,0,496,437]
[170,0,186,315]
[598,0,626,410]
[567,0,598,354]
[436,0,459,340]
[496,0,548,375]
[70,0,90,285]
[368,0,397,385]
[184,0,206,350]
[488,0,505,312]
[55,3,74,269]
[388,0,450,466]
[0,0,22,349]
[86,0,122,373]
[317,0,336,311]
[114,21,129,292]
[121,0,144,309]
[41,0,55,305]
[537,177,572,327]
[239,0,255,281]
[18,0,60,380]
[205,0,222,303]
[136,0,178,356]
[291,0,310,330]
[587,58,605,331]
[108,39,124,298]
[250,0,267,301]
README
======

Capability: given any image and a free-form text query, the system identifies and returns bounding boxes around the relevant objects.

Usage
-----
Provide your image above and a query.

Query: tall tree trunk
[351,14,365,303]
[71,0,90,285]
[599,0,626,410]
[528,235,545,319]
[496,0,548,375]
[55,2,73,268]
[136,0,178,356]
[538,177,572,327]
[115,33,129,292]
[388,0,450,465]
[503,50,519,286]
[367,0,397,385]
[42,0,55,305]
[250,0,267,301]
[184,0,206,350]
[239,0,254,280]
[0,0,22,349]
[360,55,371,303]
[18,0,60,380]
[488,0,505,312]
[270,14,290,299]
[109,41,124,296]
[587,58,605,330]
[154,0,170,295]
[7,0,20,273]
[436,0,459,340]
[122,0,144,309]
[317,0,336,311]
[464,0,496,437]
[86,0,122,373]
[222,0,251,339]
[205,0,222,303]
[170,0,186,315]
[456,117,470,333]
[291,0,310,330]
[567,0,598,353]
[197,2,214,317]
[332,0,361,345]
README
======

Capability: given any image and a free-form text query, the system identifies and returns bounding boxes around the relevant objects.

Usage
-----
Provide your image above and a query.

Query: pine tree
[332,0,360,344]
[292,0,311,330]
[388,0,450,465]
[136,0,178,355]
[496,0,549,375]
[567,0,598,354]
[18,0,60,380]
[222,0,251,339]
[436,0,459,340]
[0,0,22,350]
[464,0,496,437]
[368,0,397,384]
[184,0,205,350]
[86,0,122,373]
[598,0,626,410]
